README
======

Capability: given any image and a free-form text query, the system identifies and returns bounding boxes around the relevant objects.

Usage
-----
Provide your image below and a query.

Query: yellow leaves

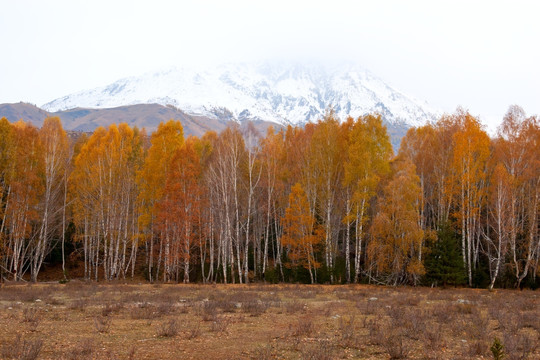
[156,139,202,263]
[451,111,491,229]
[345,114,392,191]
[344,114,393,227]
[369,157,425,283]
[281,183,322,270]
[138,120,185,228]
[40,116,69,183]
[0,120,44,243]
[71,122,143,225]
[406,258,426,277]
[0,118,15,192]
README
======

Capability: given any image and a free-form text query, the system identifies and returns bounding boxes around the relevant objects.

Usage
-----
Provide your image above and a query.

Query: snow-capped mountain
[43,62,438,128]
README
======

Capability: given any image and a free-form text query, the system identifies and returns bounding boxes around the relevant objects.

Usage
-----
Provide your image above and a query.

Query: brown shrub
[94,316,111,333]
[156,319,179,337]
[101,303,123,317]
[1,338,43,360]
[243,300,269,316]
[66,338,95,360]
[285,300,305,314]
[200,300,219,321]
[185,321,202,340]
[367,317,384,346]
[209,315,230,333]
[503,330,537,360]
[422,323,444,354]
[337,315,357,347]
[301,339,334,360]
[382,329,409,360]
[68,298,89,312]
[130,302,159,320]
[252,343,275,360]
[21,308,41,332]
[292,316,314,337]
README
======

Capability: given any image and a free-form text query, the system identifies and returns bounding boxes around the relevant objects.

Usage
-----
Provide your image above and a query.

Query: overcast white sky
[1,0,539,129]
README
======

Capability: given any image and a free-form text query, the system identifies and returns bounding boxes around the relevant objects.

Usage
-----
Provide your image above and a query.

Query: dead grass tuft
[292,316,315,337]
[1,338,43,360]
[156,319,179,337]
[93,315,111,333]
[66,338,95,360]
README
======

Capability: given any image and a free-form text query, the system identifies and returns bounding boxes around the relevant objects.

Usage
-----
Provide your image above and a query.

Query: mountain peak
[42,62,438,127]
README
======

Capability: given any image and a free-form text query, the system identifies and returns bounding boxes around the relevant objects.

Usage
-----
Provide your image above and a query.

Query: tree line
[0,105,538,288]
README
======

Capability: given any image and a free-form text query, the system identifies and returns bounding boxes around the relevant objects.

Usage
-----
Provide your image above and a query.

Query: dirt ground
[0,282,538,359]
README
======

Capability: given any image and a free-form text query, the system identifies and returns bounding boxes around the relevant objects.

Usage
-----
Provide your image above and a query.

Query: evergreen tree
[424,223,467,286]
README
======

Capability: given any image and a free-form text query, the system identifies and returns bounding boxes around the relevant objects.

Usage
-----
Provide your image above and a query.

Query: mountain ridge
[0,101,409,150]
[0,102,278,138]
[42,62,438,128]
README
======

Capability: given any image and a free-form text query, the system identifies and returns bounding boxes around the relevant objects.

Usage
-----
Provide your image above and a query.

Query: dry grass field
[0,282,539,359]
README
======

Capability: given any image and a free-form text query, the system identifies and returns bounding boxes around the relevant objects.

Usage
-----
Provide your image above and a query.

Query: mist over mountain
[43,62,438,128]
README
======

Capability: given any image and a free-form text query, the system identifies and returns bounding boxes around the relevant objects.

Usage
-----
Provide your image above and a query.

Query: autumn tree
[344,114,393,283]
[138,120,184,282]
[0,118,15,281]
[257,126,285,278]
[451,111,490,286]
[369,157,425,285]
[2,121,43,280]
[484,162,512,289]
[72,123,143,280]
[157,138,202,282]
[502,110,540,287]
[205,125,246,283]
[281,183,322,283]
[399,125,436,231]
[309,112,346,282]
[520,115,539,287]
[339,116,354,282]
[31,117,69,282]
[240,122,263,283]
[191,131,215,283]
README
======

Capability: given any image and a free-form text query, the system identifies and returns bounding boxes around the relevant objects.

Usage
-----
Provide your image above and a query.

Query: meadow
[0,283,539,359]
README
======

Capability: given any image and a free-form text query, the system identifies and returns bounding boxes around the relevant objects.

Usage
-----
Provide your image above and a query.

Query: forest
[0,105,538,288]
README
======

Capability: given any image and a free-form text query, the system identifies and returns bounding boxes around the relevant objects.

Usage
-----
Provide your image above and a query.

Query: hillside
[0,102,278,138]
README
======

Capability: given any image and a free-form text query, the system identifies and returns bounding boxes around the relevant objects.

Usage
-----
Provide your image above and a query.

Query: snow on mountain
[43,62,438,127]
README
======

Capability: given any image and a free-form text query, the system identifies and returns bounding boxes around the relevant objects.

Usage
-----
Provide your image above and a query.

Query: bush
[383,331,408,360]
[243,300,269,316]
[292,316,314,337]
[285,300,305,314]
[186,321,202,340]
[1,338,43,360]
[253,343,275,360]
[301,339,334,360]
[200,300,219,321]
[156,319,179,337]
[66,338,95,360]
[94,316,111,333]
[337,315,356,347]
[209,315,230,333]
[68,298,88,312]
[130,302,159,320]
